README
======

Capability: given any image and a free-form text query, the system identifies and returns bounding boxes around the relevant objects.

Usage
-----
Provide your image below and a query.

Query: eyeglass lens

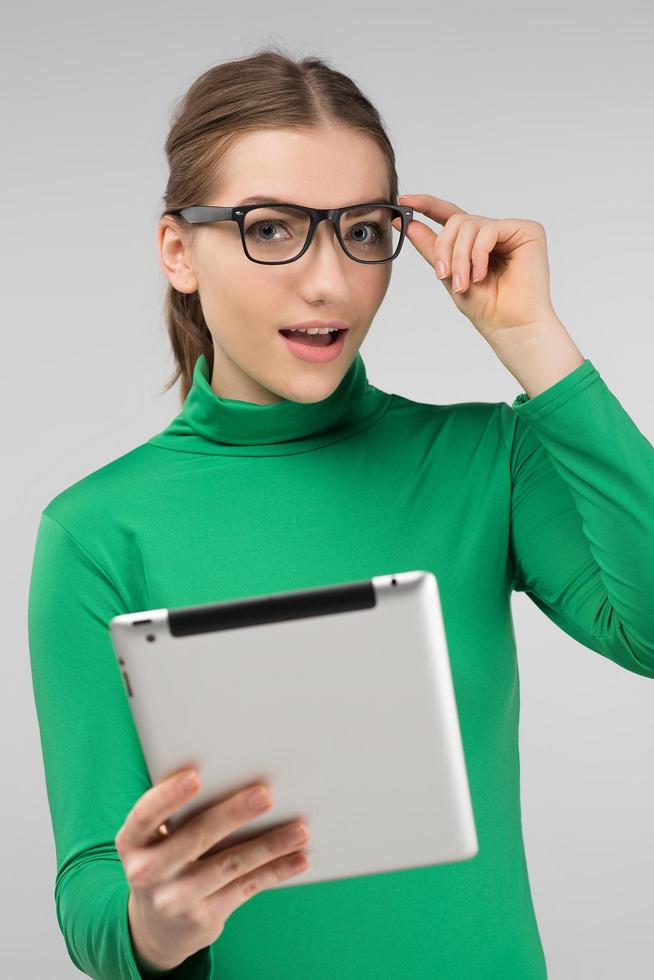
[242,205,402,263]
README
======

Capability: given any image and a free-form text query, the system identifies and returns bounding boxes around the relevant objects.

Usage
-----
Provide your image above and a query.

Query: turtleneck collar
[147,350,393,457]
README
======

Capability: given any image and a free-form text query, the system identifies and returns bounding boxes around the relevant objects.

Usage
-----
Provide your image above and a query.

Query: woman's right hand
[115,769,311,972]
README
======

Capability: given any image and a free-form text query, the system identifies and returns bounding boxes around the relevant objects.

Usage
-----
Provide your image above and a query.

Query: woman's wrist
[128,891,182,974]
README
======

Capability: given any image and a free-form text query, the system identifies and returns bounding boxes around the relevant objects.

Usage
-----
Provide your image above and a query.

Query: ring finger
[159,818,309,905]
[449,219,482,292]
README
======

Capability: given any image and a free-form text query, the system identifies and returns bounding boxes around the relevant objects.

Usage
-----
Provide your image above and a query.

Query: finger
[395,195,467,272]
[125,783,274,888]
[470,222,501,282]
[206,850,310,922]
[397,213,440,269]
[450,219,483,292]
[115,768,201,854]
[432,212,467,281]
[483,217,540,255]
[172,818,309,904]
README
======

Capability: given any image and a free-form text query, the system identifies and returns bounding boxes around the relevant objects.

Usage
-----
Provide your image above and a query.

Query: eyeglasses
[162,202,414,265]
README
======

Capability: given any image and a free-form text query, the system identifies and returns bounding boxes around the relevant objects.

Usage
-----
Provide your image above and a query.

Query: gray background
[4,2,653,977]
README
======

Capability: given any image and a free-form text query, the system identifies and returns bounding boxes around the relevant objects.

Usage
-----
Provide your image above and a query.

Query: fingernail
[436,261,447,279]
[452,273,462,291]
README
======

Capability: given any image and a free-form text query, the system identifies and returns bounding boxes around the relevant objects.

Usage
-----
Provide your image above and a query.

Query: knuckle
[183,810,215,860]
[280,856,296,880]
[226,795,244,824]
[217,849,243,880]
[152,886,182,919]
[525,218,545,236]
[125,853,154,887]
[131,807,151,835]
[187,903,210,933]
[270,857,292,881]
[190,825,213,861]
[240,873,262,899]
[276,827,293,853]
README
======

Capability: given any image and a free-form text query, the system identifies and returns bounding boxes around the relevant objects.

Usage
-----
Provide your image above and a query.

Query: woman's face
[158,125,394,405]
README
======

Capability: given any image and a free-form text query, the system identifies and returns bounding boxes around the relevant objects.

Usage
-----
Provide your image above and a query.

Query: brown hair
[159,44,400,403]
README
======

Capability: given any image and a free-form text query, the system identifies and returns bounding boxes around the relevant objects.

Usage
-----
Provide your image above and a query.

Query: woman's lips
[278,328,348,363]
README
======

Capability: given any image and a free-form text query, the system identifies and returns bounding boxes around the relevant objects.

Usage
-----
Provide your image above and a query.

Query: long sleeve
[27,512,214,979]
[499,357,654,677]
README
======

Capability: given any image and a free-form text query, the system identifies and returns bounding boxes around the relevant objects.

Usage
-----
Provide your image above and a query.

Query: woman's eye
[347,222,382,244]
[248,221,288,241]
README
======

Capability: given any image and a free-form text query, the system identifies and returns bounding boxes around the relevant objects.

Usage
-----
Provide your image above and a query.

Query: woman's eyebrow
[235,194,392,206]
[236,195,290,205]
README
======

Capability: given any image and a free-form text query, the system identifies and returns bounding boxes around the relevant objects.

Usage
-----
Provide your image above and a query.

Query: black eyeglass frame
[162,203,414,265]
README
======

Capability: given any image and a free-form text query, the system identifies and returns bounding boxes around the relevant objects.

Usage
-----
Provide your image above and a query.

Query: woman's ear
[157,219,198,293]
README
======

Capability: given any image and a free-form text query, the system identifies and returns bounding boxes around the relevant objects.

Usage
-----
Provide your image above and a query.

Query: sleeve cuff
[510,357,600,420]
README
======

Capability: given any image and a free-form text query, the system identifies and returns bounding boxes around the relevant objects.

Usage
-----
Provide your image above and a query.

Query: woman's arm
[498,357,654,677]
[27,512,213,978]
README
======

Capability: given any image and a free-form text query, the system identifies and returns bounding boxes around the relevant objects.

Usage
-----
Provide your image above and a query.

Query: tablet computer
[108,569,478,889]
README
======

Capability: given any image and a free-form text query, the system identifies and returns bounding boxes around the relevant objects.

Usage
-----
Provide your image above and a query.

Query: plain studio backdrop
[3,2,653,978]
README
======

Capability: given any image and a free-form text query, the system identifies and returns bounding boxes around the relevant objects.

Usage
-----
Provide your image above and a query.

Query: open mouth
[278,328,346,347]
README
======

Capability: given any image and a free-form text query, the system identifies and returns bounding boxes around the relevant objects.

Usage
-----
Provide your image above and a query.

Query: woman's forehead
[216,128,391,205]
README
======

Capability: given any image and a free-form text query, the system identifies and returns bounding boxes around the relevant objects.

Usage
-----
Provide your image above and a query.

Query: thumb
[395,195,441,274]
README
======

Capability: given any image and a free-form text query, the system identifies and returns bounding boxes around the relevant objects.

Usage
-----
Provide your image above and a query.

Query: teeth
[289,327,340,334]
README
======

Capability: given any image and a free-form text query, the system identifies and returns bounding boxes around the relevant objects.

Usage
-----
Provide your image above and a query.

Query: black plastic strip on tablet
[168,580,377,637]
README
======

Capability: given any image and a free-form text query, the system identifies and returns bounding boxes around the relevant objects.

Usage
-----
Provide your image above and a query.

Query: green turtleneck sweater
[28,351,654,979]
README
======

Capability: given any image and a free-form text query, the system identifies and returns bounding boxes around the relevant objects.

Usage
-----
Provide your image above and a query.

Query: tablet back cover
[109,569,478,888]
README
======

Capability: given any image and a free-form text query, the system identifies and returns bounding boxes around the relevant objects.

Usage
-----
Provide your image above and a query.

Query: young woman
[27,47,654,980]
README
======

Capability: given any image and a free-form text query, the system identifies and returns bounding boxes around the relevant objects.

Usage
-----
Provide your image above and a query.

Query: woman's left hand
[395,194,561,349]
